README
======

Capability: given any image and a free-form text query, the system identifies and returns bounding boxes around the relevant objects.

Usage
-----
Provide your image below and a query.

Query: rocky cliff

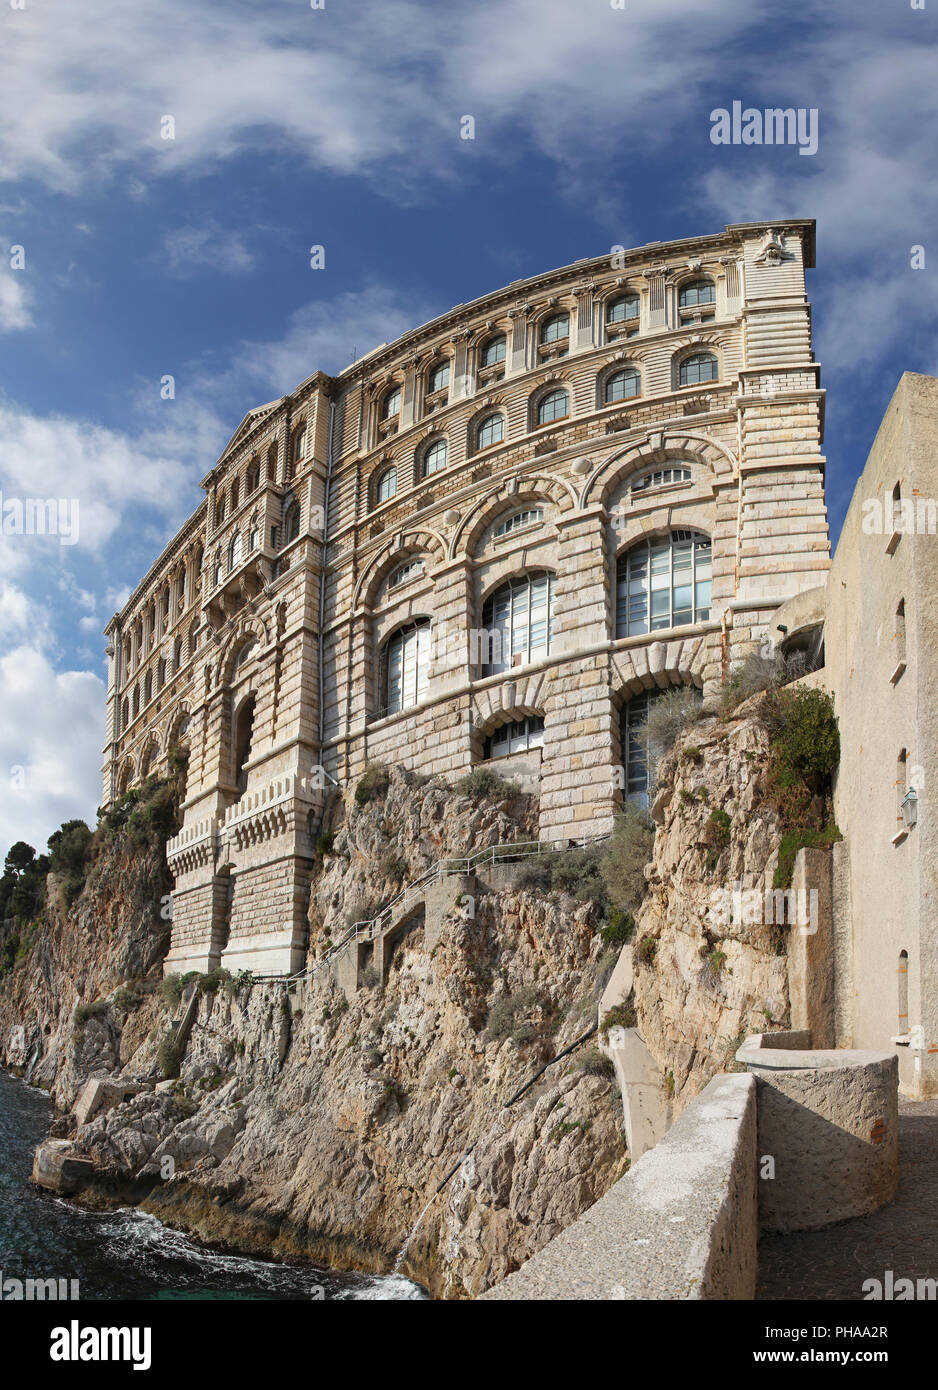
[0,700,810,1297]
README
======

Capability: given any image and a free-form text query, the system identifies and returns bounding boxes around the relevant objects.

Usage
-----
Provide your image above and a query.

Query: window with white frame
[483,715,545,760]
[616,530,711,637]
[387,558,425,590]
[376,466,397,503]
[493,507,543,539]
[630,466,692,493]
[481,571,555,676]
[422,437,448,476]
[476,413,504,450]
[385,619,431,714]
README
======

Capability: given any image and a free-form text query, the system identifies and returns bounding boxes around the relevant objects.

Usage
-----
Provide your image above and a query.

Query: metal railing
[250,832,609,987]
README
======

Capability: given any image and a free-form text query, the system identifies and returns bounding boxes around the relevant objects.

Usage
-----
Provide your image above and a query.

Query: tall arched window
[214,491,226,526]
[132,684,140,719]
[246,459,260,493]
[476,413,504,450]
[428,360,450,394]
[283,501,300,544]
[266,441,278,482]
[616,530,712,637]
[536,387,569,426]
[540,313,569,344]
[481,571,555,676]
[376,466,397,503]
[607,294,639,323]
[605,367,641,403]
[480,335,506,367]
[385,619,431,714]
[143,671,152,705]
[233,694,256,793]
[230,477,240,510]
[229,532,243,571]
[121,697,129,732]
[679,352,718,386]
[382,385,401,420]
[421,437,448,477]
[679,279,715,307]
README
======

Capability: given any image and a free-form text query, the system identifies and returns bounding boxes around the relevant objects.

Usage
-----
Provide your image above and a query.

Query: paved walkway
[757,1099,938,1300]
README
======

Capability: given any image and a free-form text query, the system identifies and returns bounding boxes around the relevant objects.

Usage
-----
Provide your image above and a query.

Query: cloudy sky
[0,0,934,855]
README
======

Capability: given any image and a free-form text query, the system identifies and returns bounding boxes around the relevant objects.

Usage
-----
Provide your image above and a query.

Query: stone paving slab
[757,1099,938,1300]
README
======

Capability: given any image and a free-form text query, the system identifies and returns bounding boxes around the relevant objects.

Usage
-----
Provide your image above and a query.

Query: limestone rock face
[632,705,790,1112]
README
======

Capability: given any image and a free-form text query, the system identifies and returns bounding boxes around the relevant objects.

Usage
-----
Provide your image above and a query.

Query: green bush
[196,968,232,995]
[454,767,519,801]
[767,686,840,785]
[47,820,93,907]
[354,763,390,806]
[599,806,655,917]
[573,1046,615,1079]
[640,686,704,775]
[157,1031,180,1079]
[634,935,657,967]
[703,808,732,871]
[600,994,637,1040]
[774,824,843,890]
[74,999,108,1026]
[379,850,408,882]
[600,907,635,949]
[160,974,184,1009]
[484,984,544,1043]
[112,982,146,1012]
[316,831,335,856]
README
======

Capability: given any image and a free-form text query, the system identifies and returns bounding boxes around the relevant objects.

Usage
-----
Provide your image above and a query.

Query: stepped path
[757,1098,938,1300]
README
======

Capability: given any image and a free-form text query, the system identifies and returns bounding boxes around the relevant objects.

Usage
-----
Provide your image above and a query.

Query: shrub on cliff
[599,806,654,917]
[354,763,390,806]
[640,686,704,774]
[765,687,842,889]
[47,820,94,908]
[454,767,519,801]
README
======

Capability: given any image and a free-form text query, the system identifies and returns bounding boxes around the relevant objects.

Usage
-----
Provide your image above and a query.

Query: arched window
[283,502,300,544]
[143,671,152,705]
[616,530,712,637]
[631,466,692,493]
[214,491,226,526]
[121,697,129,732]
[679,279,715,307]
[229,532,243,571]
[157,657,166,691]
[388,558,424,591]
[246,459,260,493]
[118,761,132,797]
[248,524,259,552]
[679,352,718,386]
[607,294,639,323]
[540,312,569,344]
[376,466,397,503]
[481,571,555,676]
[428,360,450,394]
[385,619,431,714]
[382,385,401,420]
[493,508,543,539]
[230,477,240,511]
[266,441,278,482]
[233,694,256,794]
[140,741,156,779]
[293,424,306,463]
[173,636,182,673]
[480,335,506,367]
[483,714,545,761]
[605,367,641,403]
[234,639,256,672]
[536,387,569,426]
[476,413,504,450]
[421,437,448,477]
[898,950,909,1036]
[214,560,223,588]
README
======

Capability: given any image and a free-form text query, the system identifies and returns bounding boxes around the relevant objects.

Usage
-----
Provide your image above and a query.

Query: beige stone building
[102,220,830,977]
[775,372,938,1099]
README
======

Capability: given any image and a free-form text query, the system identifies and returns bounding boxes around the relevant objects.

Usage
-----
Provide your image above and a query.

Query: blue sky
[0,0,935,852]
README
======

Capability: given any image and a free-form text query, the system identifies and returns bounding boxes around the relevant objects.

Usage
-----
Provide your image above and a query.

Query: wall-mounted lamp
[902,787,919,829]
[777,624,788,634]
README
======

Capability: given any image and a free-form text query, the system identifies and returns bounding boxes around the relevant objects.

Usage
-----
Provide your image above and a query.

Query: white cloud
[161,220,256,277]
[0,268,32,331]
[0,644,104,853]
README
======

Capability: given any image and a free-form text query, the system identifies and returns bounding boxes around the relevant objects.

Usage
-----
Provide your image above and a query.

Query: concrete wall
[480,1073,758,1300]
[813,372,938,1096]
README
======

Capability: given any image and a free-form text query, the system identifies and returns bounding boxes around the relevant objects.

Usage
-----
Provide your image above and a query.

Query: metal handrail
[250,831,609,985]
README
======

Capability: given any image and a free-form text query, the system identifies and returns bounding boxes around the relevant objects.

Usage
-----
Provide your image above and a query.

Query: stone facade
[102,220,830,976]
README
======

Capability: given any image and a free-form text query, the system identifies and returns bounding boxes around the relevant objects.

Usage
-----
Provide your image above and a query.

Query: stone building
[102,219,830,977]
[774,372,938,1099]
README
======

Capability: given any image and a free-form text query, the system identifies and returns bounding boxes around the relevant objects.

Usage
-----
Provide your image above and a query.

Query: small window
[215,493,226,526]
[388,558,425,591]
[898,950,909,1035]
[893,599,907,682]
[494,508,544,539]
[631,467,692,493]
[377,466,397,503]
[246,460,260,493]
[476,413,504,450]
[537,387,569,425]
[679,279,716,308]
[214,562,223,588]
[382,385,401,420]
[607,294,639,324]
[605,368,641,403]
[484,715,545,760]
[428,361,450,394]
[283,502,300,544]
[248,526,259,552]
[230,477,240,510]
[422,438,448,476]
[540,313,569,344]
[480,335,506,367]
[679,352,718,386]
